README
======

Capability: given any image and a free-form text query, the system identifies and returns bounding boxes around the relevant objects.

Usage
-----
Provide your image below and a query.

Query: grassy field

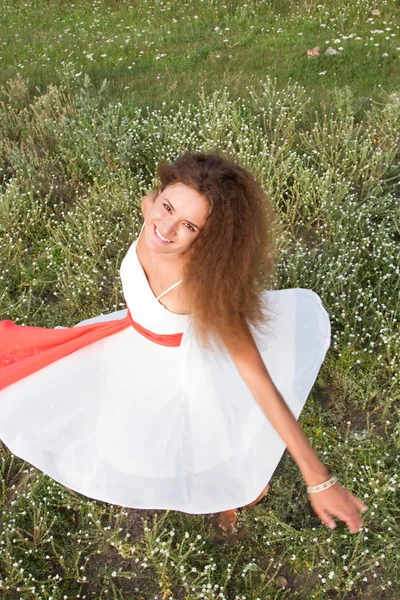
[1,0,400,113]
[0,0,400,599]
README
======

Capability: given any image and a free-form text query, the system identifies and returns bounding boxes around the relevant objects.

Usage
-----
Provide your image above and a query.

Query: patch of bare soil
[314,376,387,437]
[81,508,161,599]
[81,508,189,600]
[349,583,399,600]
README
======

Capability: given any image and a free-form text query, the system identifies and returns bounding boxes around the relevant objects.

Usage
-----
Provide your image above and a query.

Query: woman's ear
[141,191,158,217]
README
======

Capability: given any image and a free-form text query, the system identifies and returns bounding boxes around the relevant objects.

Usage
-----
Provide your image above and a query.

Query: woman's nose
[162,219,178,236]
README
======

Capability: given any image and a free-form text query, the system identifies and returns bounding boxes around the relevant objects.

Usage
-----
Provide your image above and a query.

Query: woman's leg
[216,483,270,533]
[244,483,270,509]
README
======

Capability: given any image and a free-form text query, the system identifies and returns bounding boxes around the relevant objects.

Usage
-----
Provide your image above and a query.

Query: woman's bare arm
[226,328,367,532]
[226,328,330,486]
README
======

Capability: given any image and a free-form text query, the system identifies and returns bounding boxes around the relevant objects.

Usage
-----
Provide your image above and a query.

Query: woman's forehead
[160,184,210,222]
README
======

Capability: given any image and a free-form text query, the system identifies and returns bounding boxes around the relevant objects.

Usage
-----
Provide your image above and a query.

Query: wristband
[307,476,338,494]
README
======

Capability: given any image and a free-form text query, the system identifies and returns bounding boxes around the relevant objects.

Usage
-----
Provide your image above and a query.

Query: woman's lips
[153,224,173,244]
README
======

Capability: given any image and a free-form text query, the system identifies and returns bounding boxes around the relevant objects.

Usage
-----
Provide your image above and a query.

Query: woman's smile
[153,224,174,244]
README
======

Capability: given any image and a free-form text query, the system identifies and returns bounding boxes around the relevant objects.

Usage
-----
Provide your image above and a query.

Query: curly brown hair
[154,150,277,350]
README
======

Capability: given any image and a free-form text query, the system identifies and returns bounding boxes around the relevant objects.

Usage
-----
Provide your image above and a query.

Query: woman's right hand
[308,481,367,533]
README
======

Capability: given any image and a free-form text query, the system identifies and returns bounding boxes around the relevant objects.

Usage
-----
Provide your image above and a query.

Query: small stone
[275,575,288,588]
[360,583,381,599]
[326,46,339,55]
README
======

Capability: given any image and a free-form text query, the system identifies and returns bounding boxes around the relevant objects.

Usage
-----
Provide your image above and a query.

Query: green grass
[0,0,400,599]
[1,0,400,113]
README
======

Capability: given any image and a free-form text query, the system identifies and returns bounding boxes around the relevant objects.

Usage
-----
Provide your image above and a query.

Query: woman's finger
[352,495,368,512]
[345,516,363,533]
[334,507,363,533]
[346,507,364,533]
[314,506,336,530]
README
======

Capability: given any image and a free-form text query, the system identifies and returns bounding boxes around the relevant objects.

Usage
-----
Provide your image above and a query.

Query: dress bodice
[120,240,190,335]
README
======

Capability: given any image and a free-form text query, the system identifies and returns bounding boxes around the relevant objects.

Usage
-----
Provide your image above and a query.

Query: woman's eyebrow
[162,197,200,230]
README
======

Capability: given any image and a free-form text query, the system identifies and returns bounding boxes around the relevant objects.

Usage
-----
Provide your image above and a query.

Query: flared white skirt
[0,288,331,514]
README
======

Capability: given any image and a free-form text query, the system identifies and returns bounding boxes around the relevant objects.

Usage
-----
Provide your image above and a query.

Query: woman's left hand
[309,481,368,533]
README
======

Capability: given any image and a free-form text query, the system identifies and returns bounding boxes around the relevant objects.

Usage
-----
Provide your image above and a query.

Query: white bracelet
[307,476,338,494]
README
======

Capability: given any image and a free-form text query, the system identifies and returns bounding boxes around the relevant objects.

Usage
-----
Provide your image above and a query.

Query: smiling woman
[0,150,366,535]
[136,183,210,315]
[145,152,276,350]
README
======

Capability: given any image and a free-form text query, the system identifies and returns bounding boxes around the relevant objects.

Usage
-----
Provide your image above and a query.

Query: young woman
[0,151,366,535]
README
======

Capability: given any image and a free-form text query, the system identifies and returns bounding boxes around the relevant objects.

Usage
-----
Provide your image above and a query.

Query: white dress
[0,235,331,514]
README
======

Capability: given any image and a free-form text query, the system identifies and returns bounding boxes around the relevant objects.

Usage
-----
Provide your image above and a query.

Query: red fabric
[0,309,182,391]
[127,310,183,347]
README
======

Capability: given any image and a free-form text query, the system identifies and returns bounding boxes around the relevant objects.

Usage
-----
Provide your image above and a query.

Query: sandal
[216,509,239,534]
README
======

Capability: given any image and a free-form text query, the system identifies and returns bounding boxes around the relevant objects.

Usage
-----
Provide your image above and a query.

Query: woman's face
[143,182,210,256]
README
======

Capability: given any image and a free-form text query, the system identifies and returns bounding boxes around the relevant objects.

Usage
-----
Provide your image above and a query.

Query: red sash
[0,309,183,391]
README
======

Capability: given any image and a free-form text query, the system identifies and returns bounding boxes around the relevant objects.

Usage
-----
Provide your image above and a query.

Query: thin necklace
[150,251,182,291]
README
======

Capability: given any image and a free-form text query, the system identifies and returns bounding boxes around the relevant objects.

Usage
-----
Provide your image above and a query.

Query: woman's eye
[163,204,172,213]
[185,223,195,232]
